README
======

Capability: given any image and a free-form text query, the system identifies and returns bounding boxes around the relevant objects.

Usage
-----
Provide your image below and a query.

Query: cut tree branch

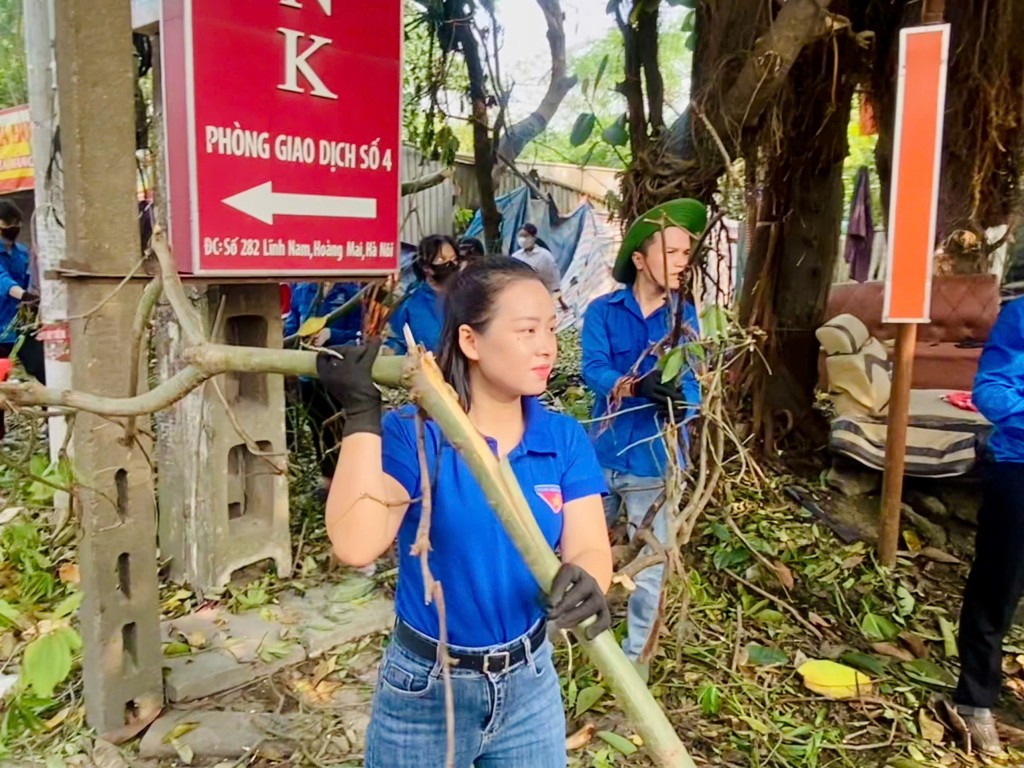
[401,167,454,196]
[496,0,577,161]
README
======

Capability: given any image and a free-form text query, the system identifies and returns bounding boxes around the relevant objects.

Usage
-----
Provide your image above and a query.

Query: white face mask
[518,235,535,250]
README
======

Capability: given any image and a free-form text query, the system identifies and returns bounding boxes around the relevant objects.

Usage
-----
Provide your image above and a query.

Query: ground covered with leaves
[0,337,1021,767]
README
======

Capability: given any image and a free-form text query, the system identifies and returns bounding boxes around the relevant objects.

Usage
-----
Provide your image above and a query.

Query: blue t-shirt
[581,288,701,478]
[381,398,607,647]
[0,243,31,345]
[974,297,1024,463]
[387,281,444,355]
[284,281,363,345]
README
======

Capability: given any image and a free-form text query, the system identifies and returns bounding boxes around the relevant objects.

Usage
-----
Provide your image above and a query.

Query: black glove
[634,369,682,413]
[20,291,39,307]
[547,563,611,640]
[315,339,382,437]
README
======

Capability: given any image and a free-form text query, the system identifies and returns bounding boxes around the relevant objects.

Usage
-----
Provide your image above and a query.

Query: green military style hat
[614,198,708,284]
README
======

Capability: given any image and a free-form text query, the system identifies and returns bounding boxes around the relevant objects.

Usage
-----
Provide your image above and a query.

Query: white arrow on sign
[222,181,377,225]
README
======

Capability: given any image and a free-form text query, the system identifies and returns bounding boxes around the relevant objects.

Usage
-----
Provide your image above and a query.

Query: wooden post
[877,0,948,567]
[878,323,917,565]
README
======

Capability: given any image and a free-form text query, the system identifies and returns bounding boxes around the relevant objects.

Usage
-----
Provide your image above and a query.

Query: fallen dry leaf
[290,677,342,707]
[841,554,865,570]
[58,563,80,585]
[612,573,637,593]
[772,560,795,590]
[186,631,207,650]
[808,612,831,628]
[566,723,596,751]
[919,547,961,565]
[899,631,929,659]
[311,656,338,687]
[918,709,945,744]
[99,693,162,745]
[871,642,915,661]
[43,706,70,730]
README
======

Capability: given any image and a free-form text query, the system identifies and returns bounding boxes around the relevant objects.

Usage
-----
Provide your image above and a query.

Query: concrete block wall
[157,284,291,591]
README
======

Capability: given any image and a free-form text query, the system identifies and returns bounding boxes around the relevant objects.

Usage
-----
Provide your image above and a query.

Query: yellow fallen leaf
[918,709,944,744]
[58,563,80,585]
[797,659,874,700]
[43,706,70,730]
[565,723,595,751]
[903,529,922,553]
[297,316,328,338]
[163,721,199,743]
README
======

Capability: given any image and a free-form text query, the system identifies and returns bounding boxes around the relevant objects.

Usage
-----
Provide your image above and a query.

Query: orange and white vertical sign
[883,24,950,323]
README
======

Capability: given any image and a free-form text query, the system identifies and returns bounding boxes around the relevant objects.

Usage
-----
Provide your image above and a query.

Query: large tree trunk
[741,32,856,443]
[445,0,501,249]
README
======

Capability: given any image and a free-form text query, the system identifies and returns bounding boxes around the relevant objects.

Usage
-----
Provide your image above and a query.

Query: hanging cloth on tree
[845,166,874,283]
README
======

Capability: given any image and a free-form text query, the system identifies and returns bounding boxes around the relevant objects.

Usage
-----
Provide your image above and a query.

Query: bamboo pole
[403,346,696,768]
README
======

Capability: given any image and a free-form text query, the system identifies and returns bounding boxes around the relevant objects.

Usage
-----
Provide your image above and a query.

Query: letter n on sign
[882,25,950,324]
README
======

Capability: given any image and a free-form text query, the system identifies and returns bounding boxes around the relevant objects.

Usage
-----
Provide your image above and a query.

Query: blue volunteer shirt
[0,242,31,345]
[974,297,1024,463]
[387,281,444,355]
[284,281,363,345]
[382,398,607,647]
[582,288,701,478]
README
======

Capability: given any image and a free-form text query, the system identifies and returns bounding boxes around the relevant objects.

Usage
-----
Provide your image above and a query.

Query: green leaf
[594,54,610,92]
[580,77,590,97]
[839,650,888,677]
[860,612,899,642]
[667,0,698,6]
[51,591,82,620]
[566,677,578,710]
[700,305,728,338]
[575,684,606,717]
[683,340,706,362]
[162,641,192,657]
[896,586,915,617]
[596,730,638,756]
[697,683,721,715]
[901,659,956,688]
[601,114,629,147]
[745,643,788,667]
[660,347,684,384]
[681,12,695,32]
[685,32,697,52]
[22,630,73,698]
[754,608,786,625]
[570,113,597,147]
[0,599,24,629]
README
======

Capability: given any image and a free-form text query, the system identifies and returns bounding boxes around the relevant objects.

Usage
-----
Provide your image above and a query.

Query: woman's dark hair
[0,200,23,224]
[413,234,458,281]
[438,256,544,410]
[457,237,485,260]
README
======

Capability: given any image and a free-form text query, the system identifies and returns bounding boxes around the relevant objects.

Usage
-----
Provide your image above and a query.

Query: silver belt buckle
[482,650,511,675]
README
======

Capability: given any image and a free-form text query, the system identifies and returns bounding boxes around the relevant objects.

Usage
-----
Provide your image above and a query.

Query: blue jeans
[365,623,566,767]
[603,470,668,661]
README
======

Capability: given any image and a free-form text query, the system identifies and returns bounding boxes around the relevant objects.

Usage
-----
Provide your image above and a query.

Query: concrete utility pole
[54,0,163,733]
[23,0,71,518]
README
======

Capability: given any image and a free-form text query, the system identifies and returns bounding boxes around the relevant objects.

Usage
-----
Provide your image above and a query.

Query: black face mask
[429,260,460,283]
[0,227,20,242]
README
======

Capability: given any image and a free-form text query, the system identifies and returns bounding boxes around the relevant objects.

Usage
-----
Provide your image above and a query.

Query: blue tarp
[464,187,590,275]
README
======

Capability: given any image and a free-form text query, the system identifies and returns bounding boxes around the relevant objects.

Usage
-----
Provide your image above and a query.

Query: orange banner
[0,106,33,195]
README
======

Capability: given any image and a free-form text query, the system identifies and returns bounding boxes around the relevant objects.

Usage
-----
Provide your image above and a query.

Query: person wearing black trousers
[951,296,1024,756]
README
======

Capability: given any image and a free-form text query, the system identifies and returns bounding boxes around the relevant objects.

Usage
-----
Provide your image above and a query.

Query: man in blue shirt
[0,201,44,385]
[387,234,459,355]
[951,296,1024,756]
[284,281,363,491]
[582,198,705,671]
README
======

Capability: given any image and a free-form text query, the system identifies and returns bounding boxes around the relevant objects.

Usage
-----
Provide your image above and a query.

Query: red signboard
[0,106,33,194]
[161,0,401,276]
[882,25,950,323]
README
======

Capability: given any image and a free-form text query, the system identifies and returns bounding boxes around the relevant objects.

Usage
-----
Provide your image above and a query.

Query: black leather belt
[394,620,546,675]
